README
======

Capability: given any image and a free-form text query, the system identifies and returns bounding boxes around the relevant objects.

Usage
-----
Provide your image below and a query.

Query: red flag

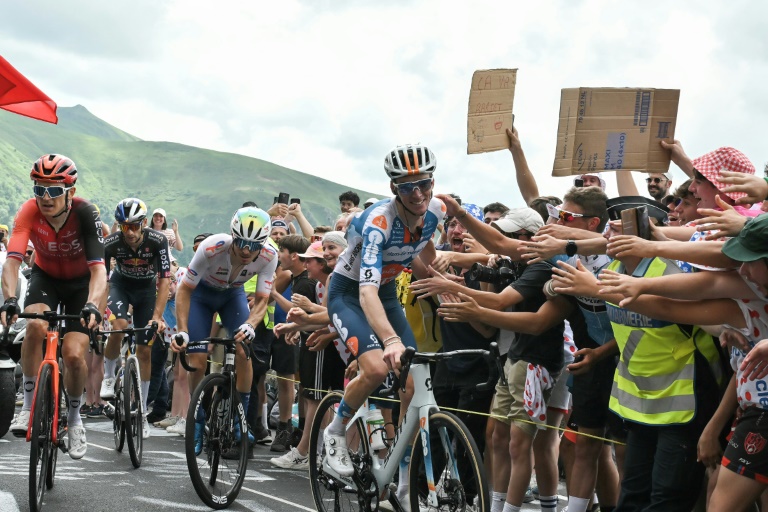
[0,55,57,124]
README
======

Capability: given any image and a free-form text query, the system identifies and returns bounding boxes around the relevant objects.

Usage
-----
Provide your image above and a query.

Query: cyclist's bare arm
[1,257,20,302]
[153,277,171,324]
[175,281,194,334]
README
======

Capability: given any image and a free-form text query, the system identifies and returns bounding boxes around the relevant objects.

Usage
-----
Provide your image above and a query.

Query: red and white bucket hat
[691,147,756,201]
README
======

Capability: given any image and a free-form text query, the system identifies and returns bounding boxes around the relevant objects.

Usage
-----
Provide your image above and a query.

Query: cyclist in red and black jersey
[100,198,171,439]
[0,154,106,459]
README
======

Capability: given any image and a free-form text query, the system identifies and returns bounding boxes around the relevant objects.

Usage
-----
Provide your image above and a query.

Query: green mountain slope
[0,107,377,264]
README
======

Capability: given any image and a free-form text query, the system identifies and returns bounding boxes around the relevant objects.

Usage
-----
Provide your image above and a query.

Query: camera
[468,258,518,287]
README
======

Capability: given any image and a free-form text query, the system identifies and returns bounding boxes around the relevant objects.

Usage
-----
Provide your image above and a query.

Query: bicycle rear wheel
[308,392,370,512]
[409,410,489,512]
[185,373,247,509]
[113,374,125,451]
[124,358,143,468]
[29,364,53,512]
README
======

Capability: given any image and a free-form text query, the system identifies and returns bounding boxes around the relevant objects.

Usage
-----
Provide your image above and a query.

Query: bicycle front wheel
[124,358,143,468]
[29,364,53,512]
[308,392,370,512]
[409,410,489,512]
[113,374,125,451]
[185,372,247,509]
[45,372,66,490]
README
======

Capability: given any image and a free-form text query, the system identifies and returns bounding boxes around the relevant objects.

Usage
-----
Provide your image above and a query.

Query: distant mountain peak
[56,105,141,142]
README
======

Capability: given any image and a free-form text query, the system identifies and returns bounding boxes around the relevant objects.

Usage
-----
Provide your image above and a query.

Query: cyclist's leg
[130,285,156,415]
[186,285,218,392]
[104,283,131,379]
[218,287,254,442]
[18,267,59,418]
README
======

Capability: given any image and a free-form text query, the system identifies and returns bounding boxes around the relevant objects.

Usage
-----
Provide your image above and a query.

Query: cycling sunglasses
[119,223,143,233]
[33,185,73,199]
[645,177,668,184]
[546,203,593,223]
[233,237,263,252]
[394,178,433,195]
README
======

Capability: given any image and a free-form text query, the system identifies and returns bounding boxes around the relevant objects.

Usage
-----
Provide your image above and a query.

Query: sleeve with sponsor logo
[253,250,278,296]
[151,230,172,279]
[5,200,35,262]
[358,215,388,288]
[77,201,105,267]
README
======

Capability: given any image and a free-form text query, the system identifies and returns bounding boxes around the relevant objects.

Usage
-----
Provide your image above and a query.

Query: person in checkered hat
[688,147,761,216]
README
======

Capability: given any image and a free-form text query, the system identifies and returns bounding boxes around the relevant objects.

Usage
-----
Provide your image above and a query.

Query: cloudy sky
[3,1,767,208]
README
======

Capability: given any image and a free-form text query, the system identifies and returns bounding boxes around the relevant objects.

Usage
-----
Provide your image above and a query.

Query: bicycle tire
[113,373,125,452]
[29,364,53,512]
[308,392,370,512]
[185,372,247,509]
[45,372,66,490]
[124,358,143,468]
[0,368,15,438]
[409,410,489,512]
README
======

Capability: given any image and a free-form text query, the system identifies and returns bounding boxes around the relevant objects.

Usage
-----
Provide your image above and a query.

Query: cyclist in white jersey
[323,144,446,481]
[171,207,277,451]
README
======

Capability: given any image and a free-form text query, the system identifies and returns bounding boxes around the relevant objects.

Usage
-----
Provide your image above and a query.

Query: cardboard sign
[467,69,517,154]
[552,88,680,176]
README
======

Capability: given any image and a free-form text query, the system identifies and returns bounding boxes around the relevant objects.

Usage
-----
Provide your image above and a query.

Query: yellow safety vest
[606,257,722,426]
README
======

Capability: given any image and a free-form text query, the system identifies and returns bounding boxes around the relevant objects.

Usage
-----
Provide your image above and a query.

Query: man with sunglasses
[323,144,445,497]
[646,173,673,202]
[171,206,278,455]
[1,154,106,459]
[100,198,171,437]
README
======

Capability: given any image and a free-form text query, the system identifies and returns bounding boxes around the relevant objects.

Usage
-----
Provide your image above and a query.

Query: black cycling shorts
[25,266,90,335]
[108,278,158,345]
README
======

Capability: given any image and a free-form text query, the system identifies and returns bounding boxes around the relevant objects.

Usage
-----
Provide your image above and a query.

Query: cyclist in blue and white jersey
[323,144,446,480]
[170,207,278,452]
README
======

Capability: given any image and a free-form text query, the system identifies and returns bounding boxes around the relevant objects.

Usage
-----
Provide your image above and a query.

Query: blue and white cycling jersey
[334,197,446,288]
[565,253,615,346]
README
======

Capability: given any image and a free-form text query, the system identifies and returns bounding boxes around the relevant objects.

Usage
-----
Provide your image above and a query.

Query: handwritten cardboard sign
[467,69,517,154]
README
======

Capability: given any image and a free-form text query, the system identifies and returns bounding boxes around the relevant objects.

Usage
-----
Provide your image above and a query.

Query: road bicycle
[3,311,96,512]
[309,343,504,512]
[101,322,157,468]
[177,337,250,510]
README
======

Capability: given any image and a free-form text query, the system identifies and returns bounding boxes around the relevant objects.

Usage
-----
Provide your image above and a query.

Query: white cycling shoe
[323,429,354,477]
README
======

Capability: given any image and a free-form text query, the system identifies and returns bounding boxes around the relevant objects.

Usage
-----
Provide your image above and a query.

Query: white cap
[364,197,379,207]
[152,208,167,218]
[491,208,544,235]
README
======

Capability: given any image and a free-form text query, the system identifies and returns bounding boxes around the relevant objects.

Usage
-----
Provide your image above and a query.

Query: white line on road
[0,491,21,512]
[239,486,315,512]
[134,496,212,511]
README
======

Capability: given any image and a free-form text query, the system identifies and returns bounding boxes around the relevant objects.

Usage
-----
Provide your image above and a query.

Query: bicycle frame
[26,326,63,445]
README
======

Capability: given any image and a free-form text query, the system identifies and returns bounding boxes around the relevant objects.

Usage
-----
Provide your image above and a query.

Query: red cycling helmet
[30,154,78,185]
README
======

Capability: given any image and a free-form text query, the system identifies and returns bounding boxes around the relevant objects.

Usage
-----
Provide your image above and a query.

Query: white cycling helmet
[384,144,436,180]
[230,207,271,245]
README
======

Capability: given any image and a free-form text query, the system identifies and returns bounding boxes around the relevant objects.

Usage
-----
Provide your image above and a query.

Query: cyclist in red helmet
[1,154,107,460]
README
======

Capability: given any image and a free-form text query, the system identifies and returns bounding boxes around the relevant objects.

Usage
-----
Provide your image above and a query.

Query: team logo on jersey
[745,432,766,455]
[206,240,226,253]
[372,215,388,230]
[363,230,384,266]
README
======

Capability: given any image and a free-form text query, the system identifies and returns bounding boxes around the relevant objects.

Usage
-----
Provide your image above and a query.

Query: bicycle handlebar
[174,336,250,373]
[379,342,506,397]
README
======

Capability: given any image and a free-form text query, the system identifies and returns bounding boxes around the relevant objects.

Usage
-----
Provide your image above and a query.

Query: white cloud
[2,0,767,207]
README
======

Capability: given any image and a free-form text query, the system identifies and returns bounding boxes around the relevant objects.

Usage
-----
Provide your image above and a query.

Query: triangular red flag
[0,55,57,124]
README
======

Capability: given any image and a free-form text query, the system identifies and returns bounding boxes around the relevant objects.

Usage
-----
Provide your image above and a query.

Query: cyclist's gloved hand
[80,302,102,329]
[235,322,255,343]
[0,297,19,326]
[171,331,189,353]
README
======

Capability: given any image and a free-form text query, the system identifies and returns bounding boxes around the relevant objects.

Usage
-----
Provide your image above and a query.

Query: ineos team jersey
[7,197,105,279]
[334,197,445,288]
[182,233,277,295]
[105,228,171,282]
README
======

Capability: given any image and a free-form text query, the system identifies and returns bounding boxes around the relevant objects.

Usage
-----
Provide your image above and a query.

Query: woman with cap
[151,207,183,253]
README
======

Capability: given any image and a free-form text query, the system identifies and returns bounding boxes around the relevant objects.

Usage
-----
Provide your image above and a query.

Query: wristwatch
[565,240,578,257]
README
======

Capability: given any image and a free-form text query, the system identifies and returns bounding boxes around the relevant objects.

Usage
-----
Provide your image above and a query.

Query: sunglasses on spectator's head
[233,237,263,252]
[394,178,433,195]
[33,185,72,199]
[508,231,534,240]
[546,203,592,223]
[119,223,142,233]
[672,197,683,207]
[645,177,667,184]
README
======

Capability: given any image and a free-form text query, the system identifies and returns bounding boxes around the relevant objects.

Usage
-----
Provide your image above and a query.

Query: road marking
[0,491,21,512]
[239,486,315,512]
[134,496,212,511]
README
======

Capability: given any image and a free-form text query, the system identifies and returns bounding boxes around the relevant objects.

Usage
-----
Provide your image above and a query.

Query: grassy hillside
[0,107,377,264]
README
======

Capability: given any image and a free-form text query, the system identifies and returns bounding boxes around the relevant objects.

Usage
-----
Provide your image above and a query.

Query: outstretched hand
[695,195,748,240]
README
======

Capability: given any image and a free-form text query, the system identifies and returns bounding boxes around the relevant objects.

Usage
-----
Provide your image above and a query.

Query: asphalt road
[0,410,567,511]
